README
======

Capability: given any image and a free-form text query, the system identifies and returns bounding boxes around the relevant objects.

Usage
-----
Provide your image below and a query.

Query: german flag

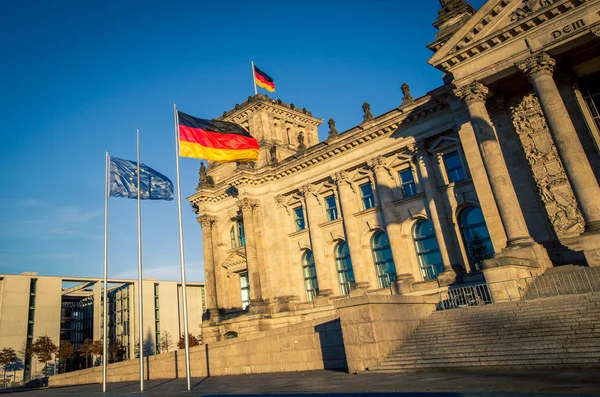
[254,65,275,92]
[178,111,259,163]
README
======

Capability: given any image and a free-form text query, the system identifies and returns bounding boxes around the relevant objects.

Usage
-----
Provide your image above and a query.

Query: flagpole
[173,103,192,391]
[102,151,109,393]
[251,61,257,96]
[136,128,144,392]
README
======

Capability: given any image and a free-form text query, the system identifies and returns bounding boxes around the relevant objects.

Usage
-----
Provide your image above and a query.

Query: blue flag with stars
[109,156,174,200]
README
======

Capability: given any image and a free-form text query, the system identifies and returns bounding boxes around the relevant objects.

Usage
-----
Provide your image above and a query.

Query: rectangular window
[360,182,375,210]
[293,206,305,231]
[399,169,417,198]
[580,73,600,131]
[443,151,466,183]
[325,195,338,221]
[240,272,250,310]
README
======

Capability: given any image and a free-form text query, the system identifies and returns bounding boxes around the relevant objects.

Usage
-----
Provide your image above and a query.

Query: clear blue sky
[0,0,485,282]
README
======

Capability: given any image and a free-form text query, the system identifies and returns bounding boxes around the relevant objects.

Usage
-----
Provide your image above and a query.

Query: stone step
[421,314,599,329]
[407,328,600,344]
[395,337,600,353]
[424,310,600,327]
[384,348,600,363]
[372,353,600,368]
[415,320,600,335]
[367,359,600,373]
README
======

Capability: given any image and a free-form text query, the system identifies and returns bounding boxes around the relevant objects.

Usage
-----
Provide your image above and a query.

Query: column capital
[366,155,387,172]
[236,197,259,212]
[453,81,489,105]
[407,140,427,157]
[299,184,320,202]
[332,170,351,186]
[518,52,555,80]
[198,215,217,229]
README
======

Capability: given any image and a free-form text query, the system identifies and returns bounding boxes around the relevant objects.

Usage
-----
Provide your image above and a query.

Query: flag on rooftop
[253,64,275,92]
[109,156,174,200]
[177,111,259,163]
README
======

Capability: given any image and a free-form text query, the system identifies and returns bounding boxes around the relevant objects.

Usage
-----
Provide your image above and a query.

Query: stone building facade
[189,0,600,341]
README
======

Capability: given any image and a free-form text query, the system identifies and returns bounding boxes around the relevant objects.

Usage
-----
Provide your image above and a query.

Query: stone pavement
[4,369,600,396]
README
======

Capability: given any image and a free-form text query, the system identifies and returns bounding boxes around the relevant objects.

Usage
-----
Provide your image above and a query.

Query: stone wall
[49,314,346,386]
[334,294,438,373]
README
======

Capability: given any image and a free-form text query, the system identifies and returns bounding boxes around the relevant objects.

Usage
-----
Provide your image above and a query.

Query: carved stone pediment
[221,249,248,274]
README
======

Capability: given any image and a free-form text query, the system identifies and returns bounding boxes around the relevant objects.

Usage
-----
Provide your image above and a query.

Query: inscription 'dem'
[552,19,586,39]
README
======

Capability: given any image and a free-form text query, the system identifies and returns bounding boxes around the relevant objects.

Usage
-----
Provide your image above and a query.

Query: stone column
[237,198,263,304]
[333,171,372,290]
[299,184,334,297]
[199,215,219,321]
[518,52,600,233]
[409,141,461,282]
[367,156,409,278]
[454,82,534,247]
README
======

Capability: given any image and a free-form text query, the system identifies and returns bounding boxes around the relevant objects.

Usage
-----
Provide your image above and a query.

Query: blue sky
[0,0,486,282]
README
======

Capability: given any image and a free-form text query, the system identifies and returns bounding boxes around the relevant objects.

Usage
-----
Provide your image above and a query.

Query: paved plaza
[3,369,600,396]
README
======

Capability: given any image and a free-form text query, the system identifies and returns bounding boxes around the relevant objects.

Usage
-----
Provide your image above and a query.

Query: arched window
[230,219,246,249]
[459,207,494,270]
[371,231,396,288]
[413,219,444,281]
[302,250,319,302]
[335,241,355,295]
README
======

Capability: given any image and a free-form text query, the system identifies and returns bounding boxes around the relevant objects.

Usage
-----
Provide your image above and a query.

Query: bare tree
[0,348,17,386]
[160,331,172,353]
[30,335,58,375]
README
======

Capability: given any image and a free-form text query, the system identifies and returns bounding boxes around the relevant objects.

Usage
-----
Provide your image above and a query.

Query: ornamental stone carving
[362,102,374,123]
[401,82,414,104]
[509,93,584,236]
[517,52,555,80]
[453,81,489,105]
[299,184,319,201]
[332,171,351,186]
[366,156,386,170]
[511,0,556,21]
[236,197,259,212]
[327,118,338,139]
[198,215,217,229]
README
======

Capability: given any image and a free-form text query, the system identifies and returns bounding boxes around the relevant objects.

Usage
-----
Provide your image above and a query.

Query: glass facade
[154,284,160,354]
[443,151,466,183]
[399,168,417,198]
[325,195,338,221]
[413,220,444,281]
[335,241,356,295]
[360,182,375,210]
[460,207,494,270]
[302,250,319,301]
[371,231,397,288]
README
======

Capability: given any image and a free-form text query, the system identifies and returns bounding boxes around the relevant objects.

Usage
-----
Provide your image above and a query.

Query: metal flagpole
[102,151,109,393]
[136,129,144,392]
[173,103,192,391]
[251,61,257,95]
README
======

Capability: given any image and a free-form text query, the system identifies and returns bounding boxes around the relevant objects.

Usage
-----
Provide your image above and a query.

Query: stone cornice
[429,0,589,73]
[188,91,452,204]
[218,95,323,128]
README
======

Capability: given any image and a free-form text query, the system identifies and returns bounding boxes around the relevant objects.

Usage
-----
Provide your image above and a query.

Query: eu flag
[109,157,174,200]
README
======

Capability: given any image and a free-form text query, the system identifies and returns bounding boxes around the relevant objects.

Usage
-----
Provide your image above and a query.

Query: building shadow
[314,319,348,372]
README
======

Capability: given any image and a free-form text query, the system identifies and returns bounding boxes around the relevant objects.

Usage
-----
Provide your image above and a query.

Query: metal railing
[437,268,600,310]
[517,268,600,300]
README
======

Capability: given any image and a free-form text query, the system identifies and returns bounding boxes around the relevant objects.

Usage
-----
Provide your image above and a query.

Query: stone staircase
[367,292,600,372]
